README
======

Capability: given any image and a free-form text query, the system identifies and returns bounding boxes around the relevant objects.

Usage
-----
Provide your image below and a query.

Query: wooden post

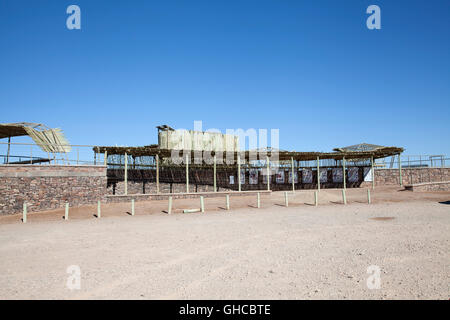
[124,153,128,195]
[314,191,318,206]
[226,194,230,210]
[22,202,27,223]
[342,189,347,205]
[213,154,217,192]
[156,154,160,194]
[257,192,261,208]
[200,196,205,213]
[284,192,288,207]
[342,156,346,190]
[291,157,295,192]
[371,156,375,189]
[237,153,241,192]
[131,199,135,216]
[367,189,371,204]
[398,153,403,186]
[317,156,320,192]
[168,196,172,214]
[266,155,270,191]
[65,202,69,220]
[6,136,11,164]
[104,151,107,166]
[185,154,189,193]
[97,200,101,218]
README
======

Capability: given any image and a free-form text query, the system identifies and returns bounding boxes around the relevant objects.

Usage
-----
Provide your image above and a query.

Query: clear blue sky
[1,0,449,155]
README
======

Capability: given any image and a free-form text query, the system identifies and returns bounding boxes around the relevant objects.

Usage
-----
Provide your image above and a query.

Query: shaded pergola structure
[0,122,71,164]
[93,143,404,195]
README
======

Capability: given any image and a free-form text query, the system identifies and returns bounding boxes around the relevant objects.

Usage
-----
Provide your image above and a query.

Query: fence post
[342,189,347,205]
[291,156,295,192]
[168,196,172,214]
[371,156,375,189]
[156,154,160,194]
[284,192,288,207]
[314,191,318,206]
[131,199,135,216]
[342,156,346,190]
[367,189,371,204]
[213,154,217,192]
[237,153,241,192]
[226,194,230,210]
[97,200,101,218]
[23,202,27,223]
[104,151,107,166]
[200,196,205,213]
[124,153,128,195]
[317,156,320,192]
[65,202,69,220]
[186,154,189,193]
[257,192,261,208]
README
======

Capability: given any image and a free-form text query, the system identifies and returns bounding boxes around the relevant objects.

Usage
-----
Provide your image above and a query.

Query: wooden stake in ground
[97,200,101,218]
[226,194,230,210]
[23,202,27,223]
[314,191,318,206]
[257,192,261,208]
[131,199,135,216]
[342,189,347,205]
[168,196,172,214]
[367,189,371,204]
[65,202,69,220]
[200,196,205,213]
[284,192,289,207]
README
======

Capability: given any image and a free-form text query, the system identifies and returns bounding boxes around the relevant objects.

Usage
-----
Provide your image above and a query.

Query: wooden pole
[185,154,189,193]
[314,191,318,206]
[131,199,135,216]
[237,153,241,192]
[124,153,128,195]
[257,192,261,208]
[371,156,375,189]
[6,136,11,164]
[168,196,172,214]
[22,202,27,223]
[104,151,107,166]
[213,154,217,192]
[367,189,371,204]
[284,192,288,207]
[200,196,205,213]
[97,200,101,218]
[317,156,320,192]
[342,189,347,205]
[291,156,295,192]
[226,194,230,210]
[156,154,160,193]
[342,156,346,190]
[398,153,403,186]
[266,155,270,191]
[65,202,69,220]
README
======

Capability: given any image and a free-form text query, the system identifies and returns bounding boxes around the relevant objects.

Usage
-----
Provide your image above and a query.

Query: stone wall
[405,181,450,192]
[107,180,231,195]
[360,168,450,187]
[0,165,107,215]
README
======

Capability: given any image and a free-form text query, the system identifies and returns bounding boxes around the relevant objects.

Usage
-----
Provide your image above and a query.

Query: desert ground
[0,187,449,300]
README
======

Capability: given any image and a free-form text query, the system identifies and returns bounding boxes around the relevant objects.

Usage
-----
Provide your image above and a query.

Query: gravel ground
[0,188,449,300]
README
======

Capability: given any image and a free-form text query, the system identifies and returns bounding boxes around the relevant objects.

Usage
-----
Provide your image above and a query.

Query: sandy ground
[0,187,449,299]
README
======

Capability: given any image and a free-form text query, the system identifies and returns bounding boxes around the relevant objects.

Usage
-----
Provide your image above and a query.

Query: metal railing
[0,141,104,166]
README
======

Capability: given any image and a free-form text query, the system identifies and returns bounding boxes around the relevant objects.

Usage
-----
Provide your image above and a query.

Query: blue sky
[1,0,449,155]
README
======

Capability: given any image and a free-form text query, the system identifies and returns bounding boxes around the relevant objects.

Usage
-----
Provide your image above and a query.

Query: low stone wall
[361,168,450,187]
[106,190,272,204]
[404,181,450,192]
[0,165,107,215]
